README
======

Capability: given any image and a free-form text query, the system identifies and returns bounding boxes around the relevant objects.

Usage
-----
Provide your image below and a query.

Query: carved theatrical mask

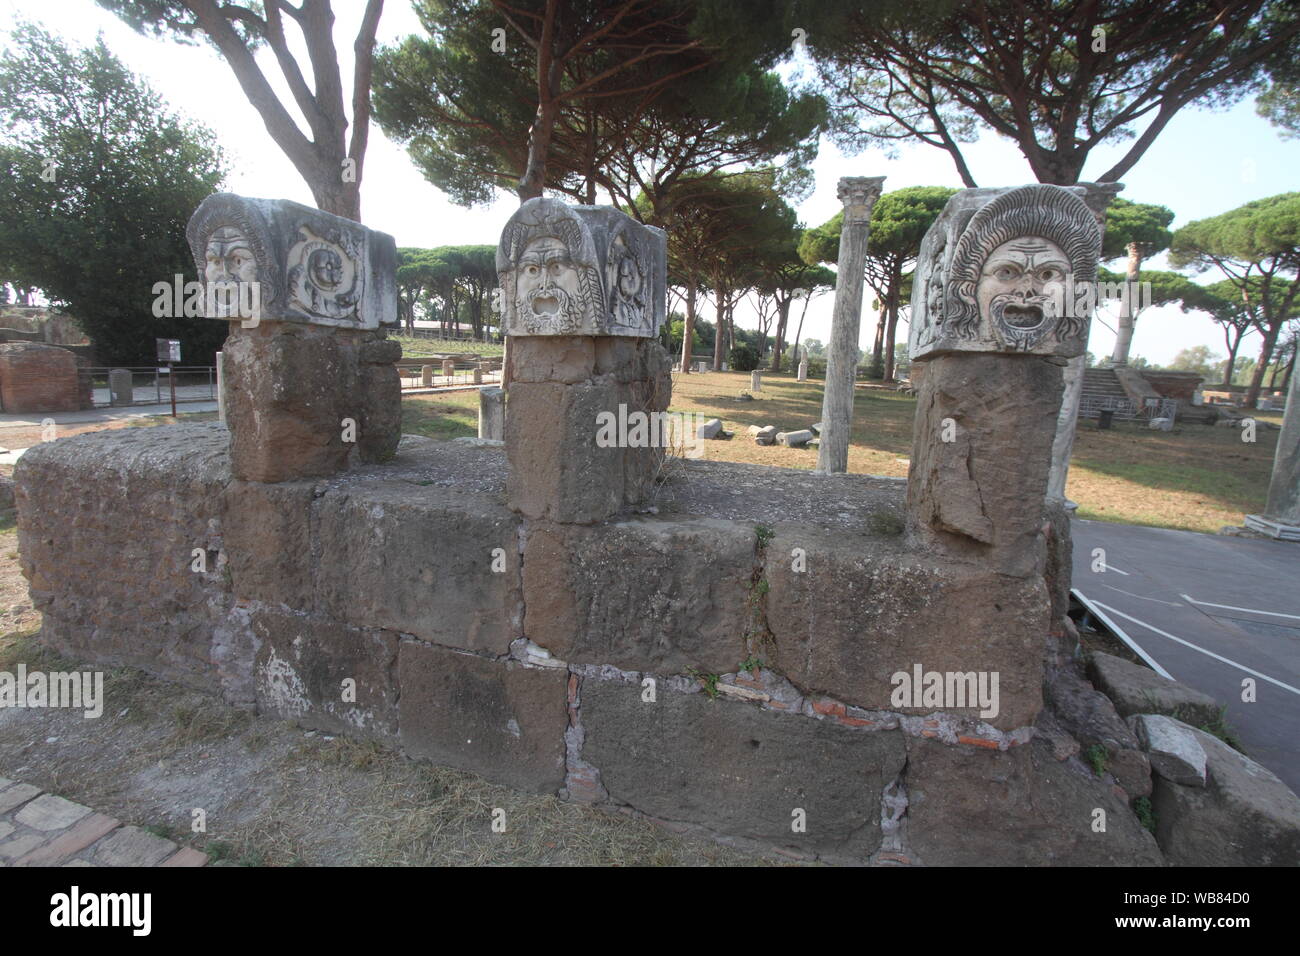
[497,198,604,336]
[975,237,1070,352]
[606,233,649,333]
[515,236,585,334]
[287,226,361,323]
[188,193,396,329]
[203,225,259,318]
[909,184,1101,360]
[925,239,946,324]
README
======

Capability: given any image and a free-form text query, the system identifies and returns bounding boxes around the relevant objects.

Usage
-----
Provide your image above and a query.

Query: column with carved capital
[816,176,885,474]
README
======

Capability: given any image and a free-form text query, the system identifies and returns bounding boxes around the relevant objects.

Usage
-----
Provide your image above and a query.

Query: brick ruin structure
[14,189,1297,865]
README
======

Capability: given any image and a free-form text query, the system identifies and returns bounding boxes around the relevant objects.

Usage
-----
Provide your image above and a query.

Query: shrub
[729,343,760,372]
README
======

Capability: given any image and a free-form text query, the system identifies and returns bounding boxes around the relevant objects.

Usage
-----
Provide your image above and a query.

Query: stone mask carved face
[204,226,259,317]
[976,237,1069,351]
[515,236,583,333]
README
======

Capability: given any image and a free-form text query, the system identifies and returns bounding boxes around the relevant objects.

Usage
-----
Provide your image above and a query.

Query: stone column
[905,185,1104,576]
[215,351,226,422]
[1246,366,1300,533]
[479,386,505,441]
[442,359,455,378]
[1045,182,1123,504]
[498,198,669,523]
[108,368,133,407]
[186,193,400,483]
[816,176,885,474]
[421,364,433,387]
[797,359,807,382]
[1045,355,1086,502]
[750,370,762,391]
[473,366,483,385]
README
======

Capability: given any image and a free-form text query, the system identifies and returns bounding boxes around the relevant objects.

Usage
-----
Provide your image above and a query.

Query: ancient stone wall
[15,422,1167,863]
[0,342,85,413]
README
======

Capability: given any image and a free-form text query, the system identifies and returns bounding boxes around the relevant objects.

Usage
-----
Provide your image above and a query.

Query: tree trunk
[518,4,562,203]
[1109,243,1143,365]
[871,306,886,365]
[1223,326,1243,387]
[712,276,727,371]
[1245,321,1283,409]
[311,177,362,221]
[883,305,898,382]
[771,297,791,371]
[791,293,810,369]
[679,279,697,372]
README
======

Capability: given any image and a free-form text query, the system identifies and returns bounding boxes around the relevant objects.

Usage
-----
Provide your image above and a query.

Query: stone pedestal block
[421,364,433,387]
[441,359,454,377]
[223,323,401,483]
[750,370,762,391]
[907,353,1064,576]
[797,360,808,382]
[108,368,133,407]
[505,336,670,523]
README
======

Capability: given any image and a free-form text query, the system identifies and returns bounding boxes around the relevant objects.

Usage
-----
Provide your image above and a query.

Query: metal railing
[395,327,500,343]
[81,366,217,409]
[1078,395,1179,421]
[396,361,502,391]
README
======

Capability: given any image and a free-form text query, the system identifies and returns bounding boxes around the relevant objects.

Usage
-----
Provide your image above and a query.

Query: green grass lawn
[399,370,1282,535]
[391,335,504,359]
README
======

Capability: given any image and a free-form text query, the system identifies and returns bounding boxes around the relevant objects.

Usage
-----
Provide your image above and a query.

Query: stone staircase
[1079,367,1131,418]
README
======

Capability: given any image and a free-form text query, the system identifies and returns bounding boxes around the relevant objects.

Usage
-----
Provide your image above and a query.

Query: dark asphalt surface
[1070,518,1300,793]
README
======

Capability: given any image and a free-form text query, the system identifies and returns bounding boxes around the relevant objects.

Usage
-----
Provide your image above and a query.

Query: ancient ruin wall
[15,421,1164,863]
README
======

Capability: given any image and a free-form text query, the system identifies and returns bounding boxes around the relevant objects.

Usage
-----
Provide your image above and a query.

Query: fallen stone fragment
[779,429,814,448]
[1087,651,1221,726]
[1152,723,1300,866]
[696,418,723,439]
[1130,713,1207,787]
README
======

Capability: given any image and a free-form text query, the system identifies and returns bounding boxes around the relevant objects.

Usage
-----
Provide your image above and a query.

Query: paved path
[1071,518,1300,793]
[0,401,218,429]
[0,777,208,867]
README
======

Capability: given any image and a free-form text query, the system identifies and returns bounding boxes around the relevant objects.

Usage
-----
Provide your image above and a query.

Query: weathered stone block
[1130,713,1207,787]
[315,483,520,654]
[509,335,596,384]
[908,185,1101,361]
[1044,658,1151,798]
[1087,651,1222,727]
[904,736,1164,865]
[224,323,400,482]
[764,530,1046,729]
[506,379,627,522]
[906,352,1064,577]
[1151,724,1300,866]
[222,479,315,609]
[251,606,399,744]
[522,517,755,674]
[398,640,568,793]
[580,677,906,858]
[15,423,231,692]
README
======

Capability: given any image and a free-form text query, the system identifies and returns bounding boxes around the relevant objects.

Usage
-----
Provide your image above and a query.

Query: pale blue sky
[3,0,1297,365]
